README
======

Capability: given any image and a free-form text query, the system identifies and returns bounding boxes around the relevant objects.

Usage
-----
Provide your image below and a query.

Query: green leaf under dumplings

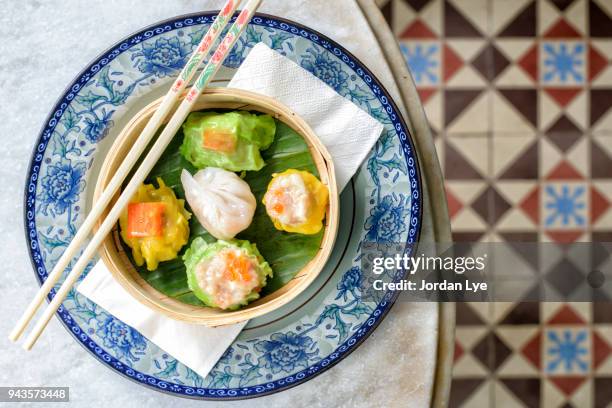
[119,111,324,306]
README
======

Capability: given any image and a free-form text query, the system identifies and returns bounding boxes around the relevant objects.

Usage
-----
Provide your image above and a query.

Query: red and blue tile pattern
[382,0,612,406]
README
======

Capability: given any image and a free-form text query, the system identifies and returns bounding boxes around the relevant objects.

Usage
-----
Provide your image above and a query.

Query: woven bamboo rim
[94,88,339,326]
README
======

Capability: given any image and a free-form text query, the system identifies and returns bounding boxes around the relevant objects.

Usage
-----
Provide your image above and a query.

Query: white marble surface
[0,1,437,406]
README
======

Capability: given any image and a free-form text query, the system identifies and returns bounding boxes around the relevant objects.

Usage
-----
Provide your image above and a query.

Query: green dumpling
[183,237,273,310]
[179,111,275,171]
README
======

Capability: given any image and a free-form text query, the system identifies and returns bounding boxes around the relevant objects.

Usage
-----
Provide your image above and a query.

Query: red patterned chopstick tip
[189,0,262,95]
[237,8,250,25]
[221,0,235,16]
[169,0,240,94]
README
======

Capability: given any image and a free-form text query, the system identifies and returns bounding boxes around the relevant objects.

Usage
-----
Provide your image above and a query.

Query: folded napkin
[78,43,384,379]
[230,43,384,189]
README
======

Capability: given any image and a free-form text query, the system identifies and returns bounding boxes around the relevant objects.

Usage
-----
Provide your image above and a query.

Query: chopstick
[13,0,262,350]
[10,0,241,344]
[9,0,241,344]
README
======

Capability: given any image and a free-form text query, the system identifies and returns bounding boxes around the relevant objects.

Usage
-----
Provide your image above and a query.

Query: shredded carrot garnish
[224,251,252,282]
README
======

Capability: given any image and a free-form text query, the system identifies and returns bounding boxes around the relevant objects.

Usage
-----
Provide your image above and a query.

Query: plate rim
[23,11,424,400]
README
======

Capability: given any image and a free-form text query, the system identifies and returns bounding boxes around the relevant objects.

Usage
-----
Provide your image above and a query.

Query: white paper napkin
[78,261,245,376]
[77,43,384,379]
[230,43,384,190]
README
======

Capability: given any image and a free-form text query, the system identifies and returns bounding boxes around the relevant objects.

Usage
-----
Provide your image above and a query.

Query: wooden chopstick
[10,0,241,344]
[10,0,242,344]
[21,0,263,350]
[11,0,262,349]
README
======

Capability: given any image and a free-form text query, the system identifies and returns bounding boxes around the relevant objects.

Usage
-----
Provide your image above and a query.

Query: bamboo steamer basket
[94,88,339,326]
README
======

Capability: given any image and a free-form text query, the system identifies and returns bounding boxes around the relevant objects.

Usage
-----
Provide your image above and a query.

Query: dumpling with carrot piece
[183,237,273,310]
[262,169,329,235]
[180,111,275,172]
[180,167,256,240]
[119,178,191,271]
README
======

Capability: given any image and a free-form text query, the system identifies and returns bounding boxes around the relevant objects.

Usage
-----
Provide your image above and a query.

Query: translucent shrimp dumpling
[263,169,329,235]
[183,237,273,310]
[180,167,256,240]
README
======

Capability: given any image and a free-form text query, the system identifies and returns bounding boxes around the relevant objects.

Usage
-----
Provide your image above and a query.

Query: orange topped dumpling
[119,178,191,271]
[183,238,272,310]
[262,169,328,235]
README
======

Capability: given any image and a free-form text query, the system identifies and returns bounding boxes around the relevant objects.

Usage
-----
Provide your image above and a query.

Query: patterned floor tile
[543,326,591,376]
[541,138,589,182]
[472,331,514,372]
[541,181,589,242]
[400,40,441,87]
[493,0,537,37]
[444,0,488,37]
[444,90,491,133]
[444,181,489,234]
[544,256,591,299]
[455,326,492,376]
[449,378,491,407]
[472,42,511,83]
[591,89,612,132]
[495,39,538,89]
[384,0,612,405]
[497,302,541,324]
[593,377,612,408]
[591,181,612,229]
[591,135,612,178]
[543,88,588,131]
[539,0,587,37]
[589,41,611,86]
[424,89,444,132]
[593,303,612,324]
[493,134,539,179]
[544,302,591,324]
[592,231,612,243]
[496,378,541,408]
[546,376,592,405]
[540,39,586,87]
[542,377,568,407]
[456,302,491,325]
[471,184,514,228]
[590,0,612,38]
[446,41,491,87]
[492,88,538,133]
[443,134,489,178]
[570,378,594,407]
[592,325,612,374]
[495,326,541,375]
[545,115,583,153]
[495,182,540,231]
[453,231,489,242]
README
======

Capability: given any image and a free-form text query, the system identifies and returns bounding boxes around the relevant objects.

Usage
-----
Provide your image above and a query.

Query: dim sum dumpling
[183,237,272,310]
[180,111,275,172]
[180,168,256,240]
[263,169,329,235]
[119,178,191,271]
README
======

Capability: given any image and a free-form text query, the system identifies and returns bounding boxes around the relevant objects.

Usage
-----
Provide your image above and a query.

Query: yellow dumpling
[262,169,328,235]
[119,178,191,271]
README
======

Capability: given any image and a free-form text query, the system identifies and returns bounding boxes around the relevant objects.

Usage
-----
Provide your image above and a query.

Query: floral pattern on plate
[25,14,421,399]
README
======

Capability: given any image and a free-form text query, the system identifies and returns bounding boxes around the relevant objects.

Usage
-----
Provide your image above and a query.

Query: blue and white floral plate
[25,13,422,399]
